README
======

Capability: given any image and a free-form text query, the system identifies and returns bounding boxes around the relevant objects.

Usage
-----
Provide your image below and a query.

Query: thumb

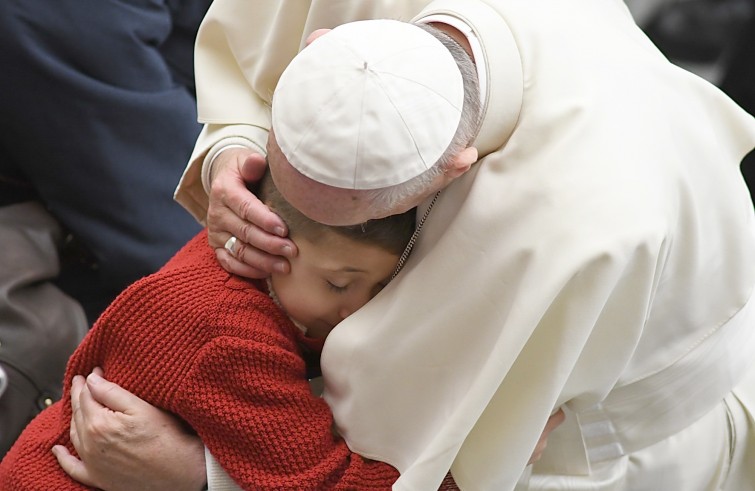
[85,372,145,415]
[52,445,98,488]
[239,152,268,183]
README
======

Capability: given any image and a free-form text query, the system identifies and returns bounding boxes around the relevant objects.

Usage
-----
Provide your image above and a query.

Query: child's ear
[444,147,478,179]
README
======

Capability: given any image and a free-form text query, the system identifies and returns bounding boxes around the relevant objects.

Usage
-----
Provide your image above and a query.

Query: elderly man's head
[268,20,481,226]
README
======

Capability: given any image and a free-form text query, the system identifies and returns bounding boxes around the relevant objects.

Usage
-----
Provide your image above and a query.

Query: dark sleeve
[0,0,203,299]
[171,333,399,491]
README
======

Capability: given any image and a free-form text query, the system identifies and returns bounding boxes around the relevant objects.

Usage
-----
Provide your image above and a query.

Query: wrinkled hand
[207,148,297,278]
[53,369,206,491]
[528,408,565,464]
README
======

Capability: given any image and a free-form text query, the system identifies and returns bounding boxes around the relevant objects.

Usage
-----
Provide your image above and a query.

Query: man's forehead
[266,153,371,226]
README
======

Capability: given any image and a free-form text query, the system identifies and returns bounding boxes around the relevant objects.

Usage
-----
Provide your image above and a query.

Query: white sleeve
[174,123,268,224]
[204,446,243,491]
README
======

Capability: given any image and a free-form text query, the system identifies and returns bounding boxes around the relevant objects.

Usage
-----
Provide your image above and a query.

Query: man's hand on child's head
[208,148,297,278]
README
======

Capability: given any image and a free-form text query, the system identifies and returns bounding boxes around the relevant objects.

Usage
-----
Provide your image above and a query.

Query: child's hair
[258,171,416,256]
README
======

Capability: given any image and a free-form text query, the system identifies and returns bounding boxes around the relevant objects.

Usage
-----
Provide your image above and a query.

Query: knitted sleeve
[171,333,399,490]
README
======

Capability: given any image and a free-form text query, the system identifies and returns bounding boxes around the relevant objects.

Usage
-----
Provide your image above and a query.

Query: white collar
[416,14,487,108]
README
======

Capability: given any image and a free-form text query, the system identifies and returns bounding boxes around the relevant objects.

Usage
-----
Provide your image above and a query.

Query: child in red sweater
[0,172,417,490]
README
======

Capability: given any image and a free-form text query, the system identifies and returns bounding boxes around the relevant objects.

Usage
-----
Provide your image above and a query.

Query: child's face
[270,232,399,339]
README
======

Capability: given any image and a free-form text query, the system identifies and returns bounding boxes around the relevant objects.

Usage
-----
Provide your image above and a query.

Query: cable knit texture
[0,230,399,490]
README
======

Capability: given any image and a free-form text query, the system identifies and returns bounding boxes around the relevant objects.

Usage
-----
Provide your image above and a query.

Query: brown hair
[259,171,416,256]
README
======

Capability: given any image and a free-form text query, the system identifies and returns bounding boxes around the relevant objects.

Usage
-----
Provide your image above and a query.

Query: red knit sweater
[0,231,399,490]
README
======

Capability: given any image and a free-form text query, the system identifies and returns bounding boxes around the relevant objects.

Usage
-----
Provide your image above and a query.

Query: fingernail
[274,226,286,237]
[274,261,288,274]
[281,245,294,257]
[51,446,60,457]
[87,372,103,385]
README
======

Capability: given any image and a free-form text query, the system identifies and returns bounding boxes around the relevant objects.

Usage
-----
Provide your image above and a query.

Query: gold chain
[390,190,442,280]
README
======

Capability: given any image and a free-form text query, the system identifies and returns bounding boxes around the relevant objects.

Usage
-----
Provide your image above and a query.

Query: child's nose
[338,304,361,320]
[338,306,355,320]
[338,292,372,320]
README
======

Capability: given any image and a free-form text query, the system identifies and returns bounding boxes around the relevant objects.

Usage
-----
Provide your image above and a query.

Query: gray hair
[363,23,482,213]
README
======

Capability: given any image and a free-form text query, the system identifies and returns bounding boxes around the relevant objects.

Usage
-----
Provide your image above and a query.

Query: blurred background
[627,0,755,202]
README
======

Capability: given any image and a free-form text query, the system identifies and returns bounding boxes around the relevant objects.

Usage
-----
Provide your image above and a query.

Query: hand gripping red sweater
[0,230,400,490]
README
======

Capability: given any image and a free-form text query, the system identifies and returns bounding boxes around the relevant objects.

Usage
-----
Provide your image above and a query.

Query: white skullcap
[271,19,464,190]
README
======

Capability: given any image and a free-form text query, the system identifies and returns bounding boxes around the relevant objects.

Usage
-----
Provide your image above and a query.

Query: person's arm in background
[173,0,435,279]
